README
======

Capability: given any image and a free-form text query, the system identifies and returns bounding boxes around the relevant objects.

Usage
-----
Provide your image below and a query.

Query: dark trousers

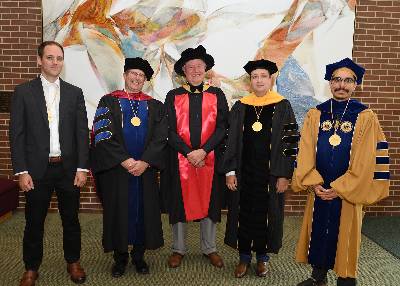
[113,245,145,265]
[23,163,81,271]
[238,226,268,257]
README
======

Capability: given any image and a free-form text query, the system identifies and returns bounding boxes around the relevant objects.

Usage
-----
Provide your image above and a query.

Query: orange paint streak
[89,29,124,57]
[153,11,200,40]
[256,39,299,68]
[70,0,112,26]
[112,10,148,36]
[112,9,200,45]
[269,26,289,42]
[59,10,71,27]
[252,0,326,69]
[65,0,119,45]
[63,26,83,46]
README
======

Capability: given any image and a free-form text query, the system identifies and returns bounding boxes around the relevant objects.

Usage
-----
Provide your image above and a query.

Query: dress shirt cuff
[15,171,28,176]
[77,168,89,172]
[226,171,236,176]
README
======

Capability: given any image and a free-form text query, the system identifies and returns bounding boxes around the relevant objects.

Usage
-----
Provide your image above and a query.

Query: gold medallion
[329,133,341,146]
[131,116,141,126]
[321,120,332,131]
[340,121,353,133]
[252,121,263,132]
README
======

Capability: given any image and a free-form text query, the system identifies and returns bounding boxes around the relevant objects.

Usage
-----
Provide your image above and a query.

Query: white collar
[40,74,60,88]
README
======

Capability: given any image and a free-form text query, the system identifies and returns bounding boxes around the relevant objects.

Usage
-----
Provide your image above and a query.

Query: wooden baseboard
[0,211,12,223]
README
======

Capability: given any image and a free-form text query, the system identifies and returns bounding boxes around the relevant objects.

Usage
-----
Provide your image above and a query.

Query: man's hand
[121,158,136,171]
[187,149,207,167]
[313,185,337,200]
[130,160,149,176]
[18,173,34,192]
[226,175,237,191]
[321,188,338,200]
[313,185,326,198]
[195,160,205,168]
[74,171,87,188]
[276,177,289,193]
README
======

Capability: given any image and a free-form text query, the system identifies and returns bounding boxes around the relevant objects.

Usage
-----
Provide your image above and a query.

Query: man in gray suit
[9,41,89,286]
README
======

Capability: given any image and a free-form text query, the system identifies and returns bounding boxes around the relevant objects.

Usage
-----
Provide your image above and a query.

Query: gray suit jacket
[9,76,89,180]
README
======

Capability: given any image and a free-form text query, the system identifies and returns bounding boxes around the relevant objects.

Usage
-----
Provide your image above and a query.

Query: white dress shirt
[41,75,62,157]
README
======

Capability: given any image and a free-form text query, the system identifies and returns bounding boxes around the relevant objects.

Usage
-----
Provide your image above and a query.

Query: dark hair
[37,41,64,58]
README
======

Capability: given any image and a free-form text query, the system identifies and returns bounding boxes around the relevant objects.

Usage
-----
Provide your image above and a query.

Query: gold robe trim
[240,91,284,106]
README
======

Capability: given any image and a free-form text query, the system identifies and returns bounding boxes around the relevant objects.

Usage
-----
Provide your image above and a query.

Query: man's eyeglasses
[127,71,145,79]
[330,77,356,85]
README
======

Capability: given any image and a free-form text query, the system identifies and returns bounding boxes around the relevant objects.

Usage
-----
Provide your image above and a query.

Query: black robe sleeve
[141,100,168,170]
[270,99,299,179]
[221,101,243,249]
[165,90,193,156]
[90,96,130,173]
[202,88,229,153]
[220,101,243,174]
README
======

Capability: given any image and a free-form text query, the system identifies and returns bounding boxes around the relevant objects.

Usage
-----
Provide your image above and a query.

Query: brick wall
[354,1,400,216]
[0,0,41,91]
[1,0,399,215]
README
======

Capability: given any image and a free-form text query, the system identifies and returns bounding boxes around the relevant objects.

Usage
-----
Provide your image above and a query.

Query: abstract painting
[43,0,356,125]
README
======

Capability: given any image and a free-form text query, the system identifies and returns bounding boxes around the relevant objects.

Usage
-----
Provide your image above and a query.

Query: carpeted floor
[362,216,400,259]
[0,212,399,286]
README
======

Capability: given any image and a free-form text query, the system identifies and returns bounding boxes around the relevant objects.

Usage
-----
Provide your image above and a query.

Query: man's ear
[37,55,42,66]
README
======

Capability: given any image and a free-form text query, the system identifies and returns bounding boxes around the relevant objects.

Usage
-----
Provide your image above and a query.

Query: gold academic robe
[292,107,389,278]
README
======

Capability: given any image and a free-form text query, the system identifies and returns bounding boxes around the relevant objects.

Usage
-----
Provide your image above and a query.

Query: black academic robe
[163,86,229,224]
[222,99,298,253]
[90,94,167,252]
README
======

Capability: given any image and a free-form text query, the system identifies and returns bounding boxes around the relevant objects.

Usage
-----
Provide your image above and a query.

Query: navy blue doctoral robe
[91,93,167,252]
[308,99,367,269]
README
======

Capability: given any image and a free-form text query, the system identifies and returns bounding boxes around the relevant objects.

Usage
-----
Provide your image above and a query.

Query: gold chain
[253,105,264,121]
[125,90,140,117]
[330,98,350,132]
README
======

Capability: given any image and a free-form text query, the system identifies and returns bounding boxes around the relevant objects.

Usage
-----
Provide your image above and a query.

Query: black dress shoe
[133,259,149,274]
[297,278,327,286]
[111,263,127,278]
